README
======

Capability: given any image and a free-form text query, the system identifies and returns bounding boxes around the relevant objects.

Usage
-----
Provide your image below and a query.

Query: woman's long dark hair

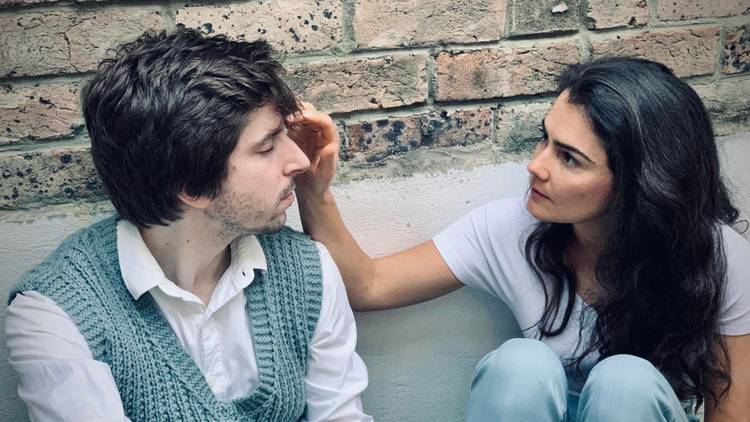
[525,57,739,406]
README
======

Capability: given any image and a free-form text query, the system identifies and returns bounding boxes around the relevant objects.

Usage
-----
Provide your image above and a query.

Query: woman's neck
[571,215,613,257]
[568,217,614,304]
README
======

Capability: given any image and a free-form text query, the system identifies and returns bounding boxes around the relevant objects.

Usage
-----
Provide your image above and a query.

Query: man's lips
[280,183,296,201]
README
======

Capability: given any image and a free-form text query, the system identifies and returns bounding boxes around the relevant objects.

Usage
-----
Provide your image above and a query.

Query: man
[5,28,371,421]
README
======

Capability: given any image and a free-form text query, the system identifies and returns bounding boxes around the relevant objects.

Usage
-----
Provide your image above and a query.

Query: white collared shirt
[5,220,372,422]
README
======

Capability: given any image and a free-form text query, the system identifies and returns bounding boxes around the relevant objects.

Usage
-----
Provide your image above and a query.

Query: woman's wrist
[297,188,340,238]
[297,188,335,209]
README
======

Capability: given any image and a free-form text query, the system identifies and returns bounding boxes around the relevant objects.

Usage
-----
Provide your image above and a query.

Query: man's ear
[178,189,212,210]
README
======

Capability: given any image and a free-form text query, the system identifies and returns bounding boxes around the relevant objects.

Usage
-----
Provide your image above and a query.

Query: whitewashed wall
[1,132,749,422]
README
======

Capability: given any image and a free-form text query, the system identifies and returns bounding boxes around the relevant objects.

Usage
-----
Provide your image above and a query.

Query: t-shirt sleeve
[432,197,534,304]
[718,225,750,336]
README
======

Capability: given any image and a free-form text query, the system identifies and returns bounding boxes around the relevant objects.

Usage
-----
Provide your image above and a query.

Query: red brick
[427,108,493,147]
[345,116,422,162]
[723,25,750,75]
[591,27,719,77]
[657,0,750,21]
[496,101,553,152]
[507,0,580,36]
[286,54,428,114]
[692,78,750,136]
[354,0,505,48]
[344,108,492,162]
[435,41,580,101]
[0,10,163,78]
[0,83,82,145]
[176,0,342,53]
[0,147,103,209]
[586,0,650,29]
[0,0,58,5]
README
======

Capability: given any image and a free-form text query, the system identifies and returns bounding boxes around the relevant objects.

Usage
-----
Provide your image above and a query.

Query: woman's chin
[526,198,548,221]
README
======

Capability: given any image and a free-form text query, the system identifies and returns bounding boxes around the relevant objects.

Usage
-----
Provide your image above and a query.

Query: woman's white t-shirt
[433,197,750,391]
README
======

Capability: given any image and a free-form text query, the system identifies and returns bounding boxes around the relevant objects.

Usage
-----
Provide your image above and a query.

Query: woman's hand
[286,102,462,311]
[286,102,339,199]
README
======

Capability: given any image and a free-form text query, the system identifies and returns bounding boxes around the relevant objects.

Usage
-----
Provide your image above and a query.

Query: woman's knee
[468,339,569,421]
[580,355,686,421]
[474,338,566,387]
[585,354,669,398]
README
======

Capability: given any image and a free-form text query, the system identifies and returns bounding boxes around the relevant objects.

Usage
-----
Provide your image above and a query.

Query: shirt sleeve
[718,225,750,336]
[432,197,535,304]
[302,242,373,422]
[4,291,131,422]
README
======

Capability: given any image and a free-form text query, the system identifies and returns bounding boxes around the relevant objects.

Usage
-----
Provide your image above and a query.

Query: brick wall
[1,0,749,211]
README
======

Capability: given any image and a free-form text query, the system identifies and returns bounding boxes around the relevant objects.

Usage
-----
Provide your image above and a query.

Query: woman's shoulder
[466,196,538,233]
[721,224,750,283]
[721,223,750,252]
[469,196,534,221]
[435,196,539,256]
[718,223,750,336]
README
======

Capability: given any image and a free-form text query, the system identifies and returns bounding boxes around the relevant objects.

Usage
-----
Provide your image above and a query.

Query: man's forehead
[245,104,284,126]
[237,104,285,144]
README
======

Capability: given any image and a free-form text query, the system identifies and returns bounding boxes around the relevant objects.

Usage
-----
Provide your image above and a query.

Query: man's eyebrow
[541,117,596,165]
[258,121,285,143]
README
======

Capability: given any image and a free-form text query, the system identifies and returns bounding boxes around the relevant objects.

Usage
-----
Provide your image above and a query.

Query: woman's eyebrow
[542,118,596,164]
[554,141,595,164]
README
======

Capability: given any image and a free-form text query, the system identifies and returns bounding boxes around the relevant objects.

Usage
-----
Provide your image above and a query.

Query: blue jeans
[467,338,698,422]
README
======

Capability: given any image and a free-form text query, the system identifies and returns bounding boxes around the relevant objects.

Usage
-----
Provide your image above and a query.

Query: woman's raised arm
[289,105,462,311]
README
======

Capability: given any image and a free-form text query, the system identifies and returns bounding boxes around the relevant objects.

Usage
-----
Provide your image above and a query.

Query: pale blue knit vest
[9,216,323,421]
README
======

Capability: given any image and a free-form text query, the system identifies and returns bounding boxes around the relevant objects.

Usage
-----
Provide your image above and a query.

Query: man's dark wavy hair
[82,27,299,227]
[524,57,739,408]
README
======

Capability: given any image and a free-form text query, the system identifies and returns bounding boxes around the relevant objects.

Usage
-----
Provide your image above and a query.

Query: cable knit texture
[8,215,323,422]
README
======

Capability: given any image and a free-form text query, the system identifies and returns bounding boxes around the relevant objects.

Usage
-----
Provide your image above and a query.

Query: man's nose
[283,134,311,176]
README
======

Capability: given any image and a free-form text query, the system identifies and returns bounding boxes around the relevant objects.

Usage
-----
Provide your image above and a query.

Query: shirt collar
[116,220,267,301]
[224,234,268,292]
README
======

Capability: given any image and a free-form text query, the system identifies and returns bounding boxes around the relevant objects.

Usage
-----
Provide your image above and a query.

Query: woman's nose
[527,144,550,181]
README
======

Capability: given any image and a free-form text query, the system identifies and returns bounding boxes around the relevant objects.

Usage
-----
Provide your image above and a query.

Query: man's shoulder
[251,227,324,343]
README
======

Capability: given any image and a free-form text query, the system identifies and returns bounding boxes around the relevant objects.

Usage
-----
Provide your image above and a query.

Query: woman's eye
[560,151,578,167]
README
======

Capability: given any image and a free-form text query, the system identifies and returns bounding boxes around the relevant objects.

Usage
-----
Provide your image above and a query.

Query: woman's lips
[531,186,550,200]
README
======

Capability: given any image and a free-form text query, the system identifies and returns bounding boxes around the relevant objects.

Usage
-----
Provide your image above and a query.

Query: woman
[290,57,750,421]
